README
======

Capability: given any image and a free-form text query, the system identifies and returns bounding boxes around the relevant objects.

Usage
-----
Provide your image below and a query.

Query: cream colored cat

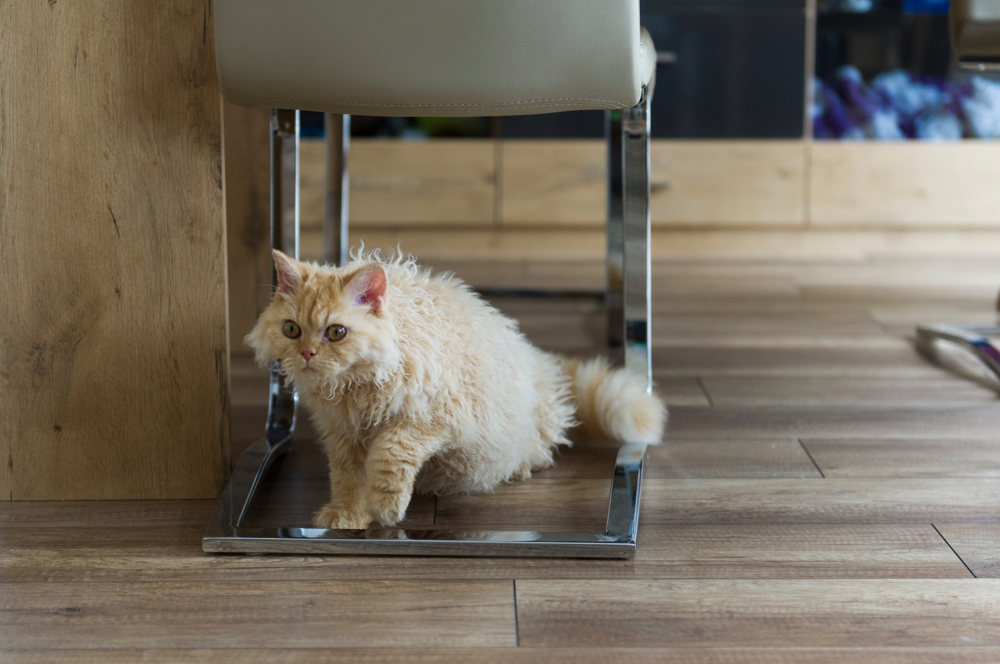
[247,250,665,529]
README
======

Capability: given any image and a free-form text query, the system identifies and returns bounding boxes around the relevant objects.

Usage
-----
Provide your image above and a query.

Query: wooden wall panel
[0,2,229,499]
[500,140,806,227]
[222,103,271,354]
[300,139,495,231]
[500,140,607,225]
[651,140,806,227]
[810,142,1000,227]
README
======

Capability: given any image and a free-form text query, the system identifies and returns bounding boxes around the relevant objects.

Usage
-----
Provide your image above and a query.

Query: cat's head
[246,250,401,392]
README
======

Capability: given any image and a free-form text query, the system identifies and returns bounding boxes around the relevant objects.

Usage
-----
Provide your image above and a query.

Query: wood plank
[935,524,1000,578]
[500,140,606,225]
[300,139,496,230]
[654,346,944,378]
[866,301,997,328]
[810,142,1000,228]
[701,377,999,407]
[793,262,1000,301]
[222,102,272,353]
[515,579,1000,648]
[0,500,214,529]
[640,478,1000,525]
[434,479,608,531]
[500,140,806,227]
[306,229,1000,265]
[650,140,806,227]
[652,313,887,343]
[0,580,516,650]
[0,1,228,499]
[804,439,1000,478]
[6,649,1000,664]
[435,473,1000,530]
[647,439,821,479]
[1,523,965,583]
[667,405,1000,440]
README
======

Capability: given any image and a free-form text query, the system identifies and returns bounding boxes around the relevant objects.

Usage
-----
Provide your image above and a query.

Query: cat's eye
[325,325,347,342]
[281,320,301,339]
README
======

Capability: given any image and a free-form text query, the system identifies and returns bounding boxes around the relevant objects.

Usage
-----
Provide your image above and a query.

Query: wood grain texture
[701,376,1000,407]
[500,140,606,225]
[0,1,228,499]
[311,229,1000,265]
[650,140,806,227]
[500,140,806,227]
[222,102,271,354]
[301,139,496,232]
[9,649,1000,664]
[0,500,214,529]
[5,252,1000,657]
[667,405,1000,440]
[434,479,609,531]
[804,439,1000,478]
[640,478,1000,525]
[647,438,821,479]
[0,580,516,650]
[810,142,1000,228]
[935,524,1000,578]
[2,521,966,583]
[654,346,944,378]
[515,579,1000,648]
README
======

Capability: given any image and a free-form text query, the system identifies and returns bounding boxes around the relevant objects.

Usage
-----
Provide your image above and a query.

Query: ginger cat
[247,250,665,529]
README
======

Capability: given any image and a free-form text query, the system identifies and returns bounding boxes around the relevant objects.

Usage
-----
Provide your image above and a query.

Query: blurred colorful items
[812,65,1000,140]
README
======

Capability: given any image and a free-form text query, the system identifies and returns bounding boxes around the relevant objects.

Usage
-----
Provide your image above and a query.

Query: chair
[917,0,1000,388]
[204,0,658,557]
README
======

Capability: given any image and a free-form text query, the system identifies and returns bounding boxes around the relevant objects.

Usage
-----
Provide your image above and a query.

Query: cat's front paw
[313,503,372,530]
[366,490,409,527]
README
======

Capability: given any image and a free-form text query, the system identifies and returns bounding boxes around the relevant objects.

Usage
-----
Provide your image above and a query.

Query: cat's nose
[301,348,317,364]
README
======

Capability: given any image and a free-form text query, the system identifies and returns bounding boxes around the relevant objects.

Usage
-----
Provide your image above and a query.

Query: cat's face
[246,251,400,391]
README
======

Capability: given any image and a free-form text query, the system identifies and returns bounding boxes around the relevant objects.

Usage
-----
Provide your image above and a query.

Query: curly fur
[246,249,666,528]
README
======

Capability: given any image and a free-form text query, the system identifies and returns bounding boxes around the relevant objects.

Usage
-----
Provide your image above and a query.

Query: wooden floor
[4,253,1000,662]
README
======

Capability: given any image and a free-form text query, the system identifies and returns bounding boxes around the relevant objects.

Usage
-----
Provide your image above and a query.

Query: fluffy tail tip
[566,357,667,445]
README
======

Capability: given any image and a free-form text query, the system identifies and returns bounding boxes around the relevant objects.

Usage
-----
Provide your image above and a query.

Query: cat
[247,249,666,529]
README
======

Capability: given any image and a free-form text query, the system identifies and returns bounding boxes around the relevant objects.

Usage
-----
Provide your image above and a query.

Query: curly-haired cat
[247,250,666,529]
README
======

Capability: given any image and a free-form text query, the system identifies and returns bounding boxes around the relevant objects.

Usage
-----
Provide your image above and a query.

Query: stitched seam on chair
[245,99,628,115]
[246,97,629,109]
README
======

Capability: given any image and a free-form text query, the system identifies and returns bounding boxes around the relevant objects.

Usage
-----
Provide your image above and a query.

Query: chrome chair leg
[323,113,350,266]
[237,108,301,525]
[606,109,625,350]
[617,86,653,392]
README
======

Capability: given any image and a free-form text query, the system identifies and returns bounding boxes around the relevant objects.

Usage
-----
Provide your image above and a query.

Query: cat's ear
[273,250,303,296]
[347,265,387,315]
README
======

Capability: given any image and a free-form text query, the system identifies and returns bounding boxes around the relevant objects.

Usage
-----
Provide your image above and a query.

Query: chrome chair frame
[916,323,1000,390]
[204,88,654,557]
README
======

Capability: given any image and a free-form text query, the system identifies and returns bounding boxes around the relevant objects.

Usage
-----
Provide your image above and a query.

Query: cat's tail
[560,356,666,445]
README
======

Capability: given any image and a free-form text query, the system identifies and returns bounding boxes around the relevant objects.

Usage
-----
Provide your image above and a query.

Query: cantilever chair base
[203,437,646,558]
[916,323,1000,390]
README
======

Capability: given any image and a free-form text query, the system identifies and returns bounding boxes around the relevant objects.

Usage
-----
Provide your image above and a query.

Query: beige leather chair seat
[214,0,656,116]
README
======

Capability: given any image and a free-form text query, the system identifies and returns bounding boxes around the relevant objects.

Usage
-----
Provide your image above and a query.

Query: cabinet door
[500,0,808,139]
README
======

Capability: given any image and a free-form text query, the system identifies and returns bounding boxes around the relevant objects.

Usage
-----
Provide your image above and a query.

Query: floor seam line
[512,579,520,647]
[931,523,977,578]
[797,438,825,478]
[695,377,714,407]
